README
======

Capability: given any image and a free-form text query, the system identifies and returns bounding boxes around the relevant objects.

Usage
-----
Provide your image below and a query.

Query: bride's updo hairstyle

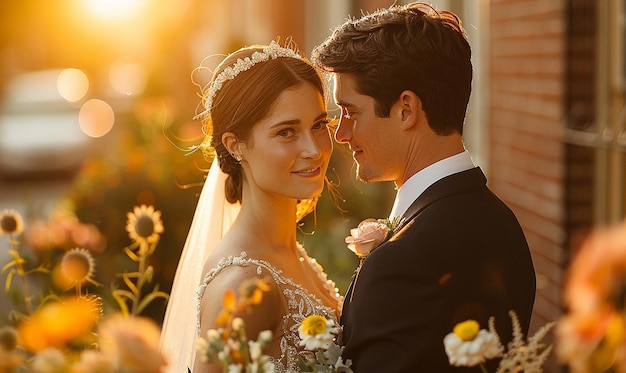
[197,41,326,217]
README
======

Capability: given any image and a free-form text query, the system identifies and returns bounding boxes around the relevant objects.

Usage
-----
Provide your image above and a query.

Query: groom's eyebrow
[334,100,349,108]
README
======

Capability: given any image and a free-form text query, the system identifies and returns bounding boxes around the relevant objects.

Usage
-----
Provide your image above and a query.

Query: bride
[160,41,342,373]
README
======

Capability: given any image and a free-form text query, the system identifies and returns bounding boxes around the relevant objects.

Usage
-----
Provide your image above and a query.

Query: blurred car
[0,69,92,177]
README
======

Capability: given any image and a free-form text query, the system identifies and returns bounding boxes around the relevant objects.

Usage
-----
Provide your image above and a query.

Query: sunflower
[0,209,24,236]
[58,248,98,291]
[125,205,164,244]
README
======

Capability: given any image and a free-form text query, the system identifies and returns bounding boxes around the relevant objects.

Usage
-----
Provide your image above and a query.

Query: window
[565,0,626,247]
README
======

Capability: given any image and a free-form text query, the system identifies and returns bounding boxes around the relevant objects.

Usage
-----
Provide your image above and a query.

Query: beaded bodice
[196,247,342,373]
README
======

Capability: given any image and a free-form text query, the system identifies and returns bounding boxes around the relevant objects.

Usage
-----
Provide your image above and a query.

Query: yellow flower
[216,289,237,327]
[125,205,164,245]
[298,315,340,351]
[239,277,271,306]
[586,313,625,373]
[57,248,97,289]
[301,315,328,336]
[453,320,480,341]
[18,296,100,352]
[0,209,23,236]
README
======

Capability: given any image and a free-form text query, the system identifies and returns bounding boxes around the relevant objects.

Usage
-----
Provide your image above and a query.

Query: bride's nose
[300,132,323,159]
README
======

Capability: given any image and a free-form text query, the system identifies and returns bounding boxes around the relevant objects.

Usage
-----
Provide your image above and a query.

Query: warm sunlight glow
[109,57,147,96]
[83,0,146,21]
[79,99,115,138]
[57,68,89,103]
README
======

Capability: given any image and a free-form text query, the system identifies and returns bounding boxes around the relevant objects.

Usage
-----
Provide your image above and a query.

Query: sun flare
[83,0,146,21]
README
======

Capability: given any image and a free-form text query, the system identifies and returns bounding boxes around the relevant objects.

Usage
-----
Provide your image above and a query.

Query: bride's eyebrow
[314,112,329,121]
[268,112,329,128]
[269,119,300,128]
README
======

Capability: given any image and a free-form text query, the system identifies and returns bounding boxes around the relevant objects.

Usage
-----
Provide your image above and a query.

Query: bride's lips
[292,165,323,177]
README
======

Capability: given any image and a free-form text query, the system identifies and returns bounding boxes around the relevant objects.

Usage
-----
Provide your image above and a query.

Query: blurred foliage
[63,96,205,324]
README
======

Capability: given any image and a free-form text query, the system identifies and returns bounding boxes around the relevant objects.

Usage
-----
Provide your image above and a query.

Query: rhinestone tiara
[196,40,302,121]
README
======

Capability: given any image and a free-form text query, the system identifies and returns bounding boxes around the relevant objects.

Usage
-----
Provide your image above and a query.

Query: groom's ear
[397,90,422,130]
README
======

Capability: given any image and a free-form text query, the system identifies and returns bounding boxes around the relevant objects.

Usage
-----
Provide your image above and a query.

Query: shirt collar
[389,150,475,219]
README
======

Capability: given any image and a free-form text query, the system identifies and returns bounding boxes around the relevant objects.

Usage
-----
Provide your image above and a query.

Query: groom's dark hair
[312,2,472,136]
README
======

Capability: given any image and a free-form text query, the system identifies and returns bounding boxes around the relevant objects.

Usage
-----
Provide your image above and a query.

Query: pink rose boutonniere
[345,217,400,258]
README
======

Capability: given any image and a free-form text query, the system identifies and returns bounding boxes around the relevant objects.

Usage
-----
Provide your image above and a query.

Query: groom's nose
[334,116,352,143]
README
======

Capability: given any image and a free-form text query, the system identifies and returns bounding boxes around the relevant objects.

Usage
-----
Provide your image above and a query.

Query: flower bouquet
[195,278,275,372]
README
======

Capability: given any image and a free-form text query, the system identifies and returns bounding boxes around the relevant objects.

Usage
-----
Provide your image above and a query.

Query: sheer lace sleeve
[197,250,341,373]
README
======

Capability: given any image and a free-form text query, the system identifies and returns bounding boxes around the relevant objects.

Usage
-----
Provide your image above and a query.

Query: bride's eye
[277,128,295,137]
[312,118,331,131]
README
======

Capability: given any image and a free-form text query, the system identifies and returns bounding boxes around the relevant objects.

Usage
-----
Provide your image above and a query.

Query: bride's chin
[303,188,324,200]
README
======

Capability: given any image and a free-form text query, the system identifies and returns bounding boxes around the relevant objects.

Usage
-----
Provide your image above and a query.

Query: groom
[313,2,536,372]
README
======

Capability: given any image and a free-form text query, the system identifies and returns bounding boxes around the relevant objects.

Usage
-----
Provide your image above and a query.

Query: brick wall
[488,2,566,370]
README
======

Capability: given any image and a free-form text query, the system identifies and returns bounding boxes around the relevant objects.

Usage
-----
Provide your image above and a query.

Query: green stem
[18,266,34,314]
[480,363,489,373]
[130,240,148,315]
[131,246,147,315]
[11,234,34,314]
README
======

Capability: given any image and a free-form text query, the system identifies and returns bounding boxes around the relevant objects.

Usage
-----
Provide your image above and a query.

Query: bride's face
[240,81,332,200]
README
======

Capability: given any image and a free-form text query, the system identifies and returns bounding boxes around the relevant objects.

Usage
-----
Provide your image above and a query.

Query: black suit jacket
[341,167,536,372]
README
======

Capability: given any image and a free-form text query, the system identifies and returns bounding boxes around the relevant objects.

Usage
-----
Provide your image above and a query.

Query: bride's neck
[233,196,298,250]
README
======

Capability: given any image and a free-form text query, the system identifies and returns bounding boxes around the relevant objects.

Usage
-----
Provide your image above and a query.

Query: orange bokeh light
[79,99,115,138]
[57,68,89,103]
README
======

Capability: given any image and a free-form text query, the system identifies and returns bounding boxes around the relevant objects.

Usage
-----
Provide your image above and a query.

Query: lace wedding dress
[197,248,342,373]
[159,159,342,373]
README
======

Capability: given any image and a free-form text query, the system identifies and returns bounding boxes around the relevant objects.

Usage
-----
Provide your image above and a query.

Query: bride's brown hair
[199,43,326,221]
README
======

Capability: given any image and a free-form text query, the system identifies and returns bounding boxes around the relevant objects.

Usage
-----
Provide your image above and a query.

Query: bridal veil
[159,157,240,373]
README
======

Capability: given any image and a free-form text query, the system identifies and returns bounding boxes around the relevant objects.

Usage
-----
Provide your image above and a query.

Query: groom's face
[332,73,404,183]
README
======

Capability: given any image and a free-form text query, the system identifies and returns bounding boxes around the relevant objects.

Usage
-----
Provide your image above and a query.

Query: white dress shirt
[388,150,476,219]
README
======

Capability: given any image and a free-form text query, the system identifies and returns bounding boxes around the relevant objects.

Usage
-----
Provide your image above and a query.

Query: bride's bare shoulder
[197,245,282,333]
[199,234,275,302]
